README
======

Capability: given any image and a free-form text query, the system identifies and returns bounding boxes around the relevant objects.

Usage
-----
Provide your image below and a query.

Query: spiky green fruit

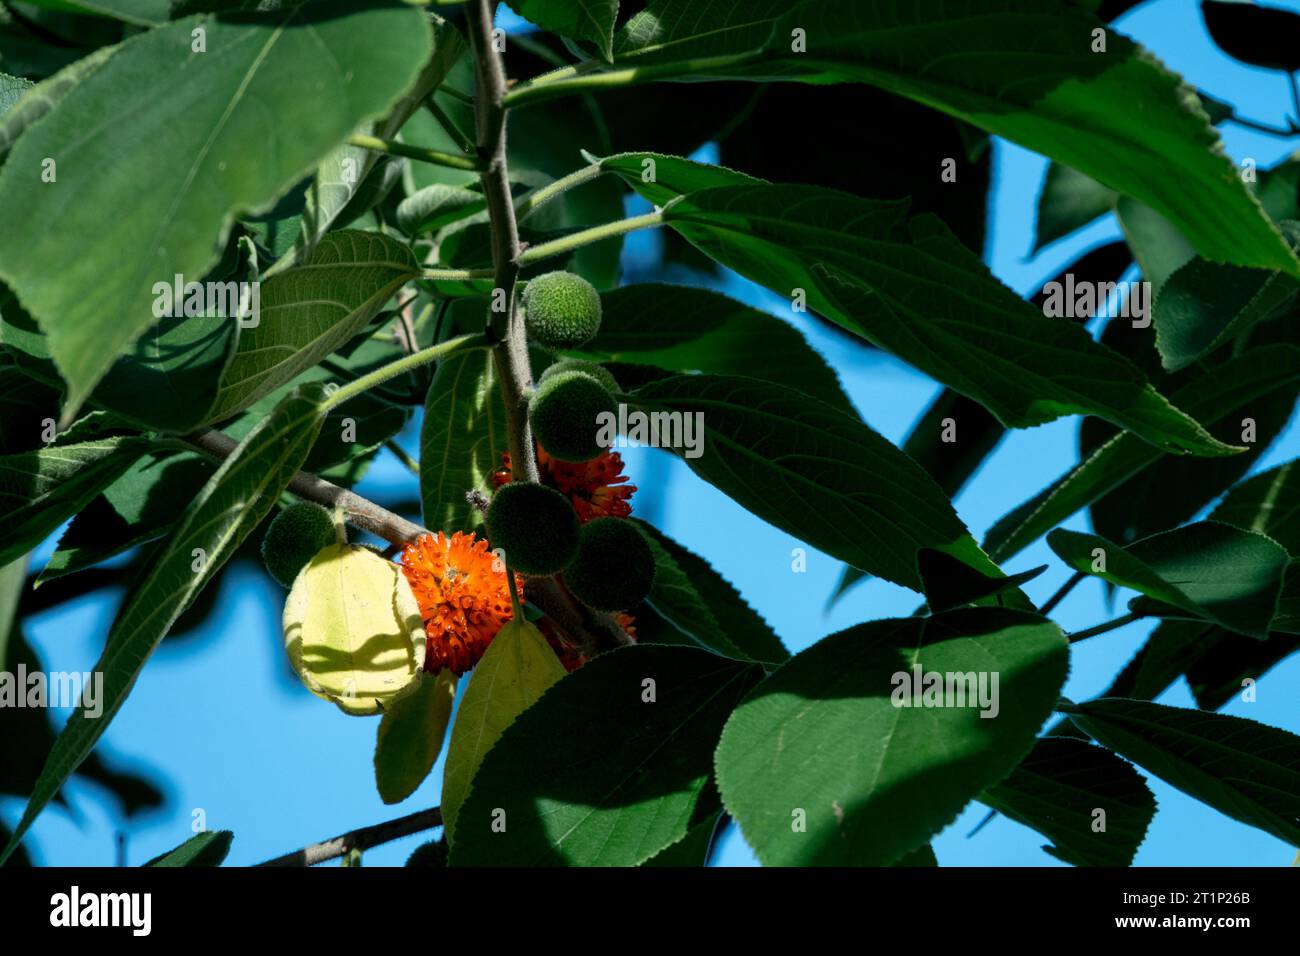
[261,502,339,588]
[529,370,617,462]
[406,840,449,867]
[521,270,602,349]
[564,518,656,612]
[540,358,619,394]
[485,481,580,575]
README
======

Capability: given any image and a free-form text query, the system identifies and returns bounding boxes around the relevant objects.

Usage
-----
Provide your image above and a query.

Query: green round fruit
[529,370,617,462]
[540,358,619,394]
[486,481,580,575]
[521,271,602,349]
[261,502,339,588]
[406,840,448,867]
[564,518,656,612]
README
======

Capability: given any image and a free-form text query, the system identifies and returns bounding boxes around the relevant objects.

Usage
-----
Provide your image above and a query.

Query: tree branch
[185,429,427,545]
[183,428,631,654]
[466,0,539,484]
[257,806,443,866]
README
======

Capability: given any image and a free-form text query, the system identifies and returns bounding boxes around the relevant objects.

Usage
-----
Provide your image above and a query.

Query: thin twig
[257,807,443,866]
[1039,571,1084,617]
[1066,611,1144,644]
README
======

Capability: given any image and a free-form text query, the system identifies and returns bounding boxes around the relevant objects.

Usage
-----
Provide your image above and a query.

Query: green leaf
[0,382,330,866]
[508,0,619,61]
[1047,523,1289,640]
[1034,163,1117,251]
[289,17,466,267]
[636,521,788,664]
[1116,197,1196,292]
[903,389,1007,502]
[598,151,760,206]
[612,0,786,63]
[609,0,1297,278]
[208,231,419,423]
[631,374,1025,592]
[223,332,412,485]
[1080,369,1295,548]
[144,830,233,867]
[0,72,31,115]
[645,183,1229,455]
[715,608,1068,866]
[987,345,1300,562]
[1,283,238,434]
[1096,620,1223,707]
[1154,253,1300,372]
[0,554,25,669]
[0,45,116,159]
[0,437,145,567]
[640,810,720,867]
[374,669,457,805]
[917,549,1046,614]
[450,645,764,866]
[18,1,168,26]
[579,283,855,415]
[1063,698,1300,847]
[980,737,1155,867]
[1188,626,1300,711]
[0,357,61,456]
[396,183,485,236]
[441,619,567,845]
[419,348,507,534]
[893,844,938,866]
[0,0,432,418]
[637,525,751,662]
[1213,460,1300,554]
[37,452,212,584]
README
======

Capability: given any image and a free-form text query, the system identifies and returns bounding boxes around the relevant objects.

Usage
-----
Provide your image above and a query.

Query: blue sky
[6,0,1300,867]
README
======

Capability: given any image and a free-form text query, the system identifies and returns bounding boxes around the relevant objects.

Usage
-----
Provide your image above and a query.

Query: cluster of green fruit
[486,482,654,611]
[260,270,654,621]
[522,271,620,462]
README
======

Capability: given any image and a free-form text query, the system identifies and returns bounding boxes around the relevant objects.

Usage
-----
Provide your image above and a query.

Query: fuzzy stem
[321,332,489,412]
[421,267,496,281]
[466,0,539,484]
[517,209,664,266]
[514,162,603,219]
[348,133,484,172]
[504,51,765,109]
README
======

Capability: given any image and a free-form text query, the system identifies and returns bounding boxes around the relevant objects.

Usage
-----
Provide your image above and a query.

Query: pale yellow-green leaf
[374,668,457,805]
[283,544,426,716]
[441,618,566,843]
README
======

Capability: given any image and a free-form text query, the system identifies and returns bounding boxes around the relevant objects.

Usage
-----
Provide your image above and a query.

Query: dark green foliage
[261,502,338,589]
[485,481,580,575]
[5,0,1300,873]
[528,369,617,462]
[521,270,602,349]
[564,517,656,611]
